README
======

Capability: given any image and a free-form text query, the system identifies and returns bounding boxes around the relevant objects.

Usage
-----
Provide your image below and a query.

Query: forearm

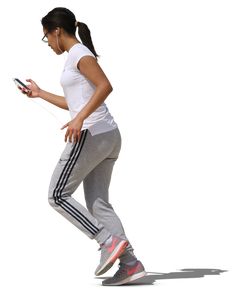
[38,89,68,110]
[77,84,112,121]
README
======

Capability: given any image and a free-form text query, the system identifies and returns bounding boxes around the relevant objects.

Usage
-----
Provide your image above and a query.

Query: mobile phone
[13,78,30,92]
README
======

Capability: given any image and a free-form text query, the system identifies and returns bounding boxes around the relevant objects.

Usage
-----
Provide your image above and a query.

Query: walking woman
[21,7,146,285]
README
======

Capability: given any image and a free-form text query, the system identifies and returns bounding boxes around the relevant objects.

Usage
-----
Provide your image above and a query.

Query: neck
[63,36,80,52]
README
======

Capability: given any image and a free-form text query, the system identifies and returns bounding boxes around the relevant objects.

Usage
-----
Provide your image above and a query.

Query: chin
[55,50,64,55]
[52,48,64,55]
[57,51,64,55]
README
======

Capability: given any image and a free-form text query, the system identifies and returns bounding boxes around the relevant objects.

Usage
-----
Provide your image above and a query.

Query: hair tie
[75,21,79,27]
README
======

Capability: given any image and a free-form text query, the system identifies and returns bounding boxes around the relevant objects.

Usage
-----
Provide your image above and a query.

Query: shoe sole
[95,240,128,276]
[102,271,147,286]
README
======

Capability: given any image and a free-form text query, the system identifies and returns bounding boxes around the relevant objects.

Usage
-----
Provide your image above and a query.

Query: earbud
[55,29,63,54]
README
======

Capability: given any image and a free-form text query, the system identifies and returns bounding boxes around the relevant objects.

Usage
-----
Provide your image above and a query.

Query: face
[42,28,64,55]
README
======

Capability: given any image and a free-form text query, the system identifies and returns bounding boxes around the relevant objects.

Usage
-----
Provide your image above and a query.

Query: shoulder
[70,43,95,60]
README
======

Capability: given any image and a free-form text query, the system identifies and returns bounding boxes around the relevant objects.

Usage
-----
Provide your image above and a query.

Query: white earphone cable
[56,31,63,54]
[15,30,67,126]
[29,98,64,125]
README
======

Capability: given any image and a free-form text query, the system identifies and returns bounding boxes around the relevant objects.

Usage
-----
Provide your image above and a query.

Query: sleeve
[73,46,96,69]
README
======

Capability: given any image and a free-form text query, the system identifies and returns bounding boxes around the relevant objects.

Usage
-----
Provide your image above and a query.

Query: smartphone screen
[13,78,30,92]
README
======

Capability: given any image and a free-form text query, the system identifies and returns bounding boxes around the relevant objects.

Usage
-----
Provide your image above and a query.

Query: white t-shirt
[60,43,117,136]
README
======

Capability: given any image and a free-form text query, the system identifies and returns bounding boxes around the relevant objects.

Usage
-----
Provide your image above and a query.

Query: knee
[48,192,56,208]
[48,187,60,208]
[48,186,69,207]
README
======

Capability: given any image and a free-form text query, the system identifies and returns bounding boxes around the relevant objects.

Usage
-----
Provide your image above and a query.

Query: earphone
[55,29,63,54]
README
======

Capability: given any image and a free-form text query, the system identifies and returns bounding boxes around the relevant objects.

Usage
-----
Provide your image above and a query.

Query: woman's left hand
[61,117,84,143]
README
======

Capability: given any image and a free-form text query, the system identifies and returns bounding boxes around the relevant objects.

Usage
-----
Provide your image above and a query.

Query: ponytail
[41,8,99,58]
[77,22,99,58]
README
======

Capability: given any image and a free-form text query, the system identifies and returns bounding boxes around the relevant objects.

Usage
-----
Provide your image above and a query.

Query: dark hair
[41,7,99,58]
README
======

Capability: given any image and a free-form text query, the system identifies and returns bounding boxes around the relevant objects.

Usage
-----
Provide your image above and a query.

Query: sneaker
[102,260,146,286]
[95,236,128,276]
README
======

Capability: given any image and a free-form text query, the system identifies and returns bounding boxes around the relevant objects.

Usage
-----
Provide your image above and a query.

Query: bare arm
[76,56,113,121]
[38,89,68,110]
[25,79,68,110]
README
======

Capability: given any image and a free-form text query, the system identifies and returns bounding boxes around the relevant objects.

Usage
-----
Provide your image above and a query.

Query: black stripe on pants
[52,130,99,236]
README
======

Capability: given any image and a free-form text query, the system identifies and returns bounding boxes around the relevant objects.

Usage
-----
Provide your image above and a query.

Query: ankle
[121,259,138,266]
[103,235,113,246]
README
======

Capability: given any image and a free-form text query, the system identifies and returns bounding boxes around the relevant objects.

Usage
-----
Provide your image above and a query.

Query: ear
[55,27,61,35]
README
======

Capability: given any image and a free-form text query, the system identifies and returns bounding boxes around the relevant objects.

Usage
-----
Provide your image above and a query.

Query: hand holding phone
[13,78,41,98]
[13,78,30,93]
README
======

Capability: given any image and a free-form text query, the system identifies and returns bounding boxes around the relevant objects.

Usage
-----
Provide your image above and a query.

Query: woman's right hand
[24,79,41,98]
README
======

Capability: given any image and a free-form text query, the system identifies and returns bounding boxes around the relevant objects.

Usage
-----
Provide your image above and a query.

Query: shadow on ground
[96,268,227,286]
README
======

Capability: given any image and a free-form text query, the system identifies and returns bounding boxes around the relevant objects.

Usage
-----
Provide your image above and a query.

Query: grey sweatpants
[48,128,136,264]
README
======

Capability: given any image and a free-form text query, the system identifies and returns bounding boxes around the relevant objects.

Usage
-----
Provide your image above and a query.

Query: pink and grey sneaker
[95,236,128,276]
[102,260,146,286]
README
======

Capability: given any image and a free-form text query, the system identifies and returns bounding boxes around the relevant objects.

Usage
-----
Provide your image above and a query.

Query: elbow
[109,86,113,95]
[107,83,113,95]
[98,82,113,97]
[104,81,113,95]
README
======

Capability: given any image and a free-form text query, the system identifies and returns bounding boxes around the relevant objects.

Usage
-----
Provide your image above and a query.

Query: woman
[21,7,146,286]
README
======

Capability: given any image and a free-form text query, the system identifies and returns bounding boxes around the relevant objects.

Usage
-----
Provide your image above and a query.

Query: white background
[0,0,234,296]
